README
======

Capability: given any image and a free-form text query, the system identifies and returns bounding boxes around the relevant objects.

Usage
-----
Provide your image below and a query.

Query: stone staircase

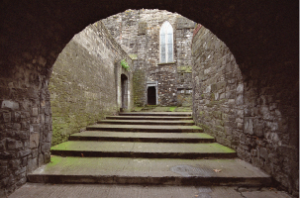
[27,112,272,187]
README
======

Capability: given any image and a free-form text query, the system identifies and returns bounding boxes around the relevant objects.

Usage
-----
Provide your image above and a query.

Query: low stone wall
[50,21,133,146]
[191,25,298,195]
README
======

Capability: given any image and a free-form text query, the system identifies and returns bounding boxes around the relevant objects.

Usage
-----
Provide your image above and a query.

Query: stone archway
[0,0,298,195]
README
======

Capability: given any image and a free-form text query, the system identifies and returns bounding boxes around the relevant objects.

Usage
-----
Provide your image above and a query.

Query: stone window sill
[158,61,176,66]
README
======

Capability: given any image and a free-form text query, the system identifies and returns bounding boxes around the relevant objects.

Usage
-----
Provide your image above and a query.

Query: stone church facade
[103,9,195,106]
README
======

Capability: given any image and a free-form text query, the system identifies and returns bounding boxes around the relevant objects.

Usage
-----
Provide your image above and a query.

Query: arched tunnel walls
[49,21,133,146]
[0,0,298,196]
[192,25,298,195]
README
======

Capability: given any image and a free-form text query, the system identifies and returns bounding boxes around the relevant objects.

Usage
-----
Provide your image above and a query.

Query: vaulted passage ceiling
[1,0,298,74]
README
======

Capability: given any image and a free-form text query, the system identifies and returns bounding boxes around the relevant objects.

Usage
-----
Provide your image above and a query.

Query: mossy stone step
[28,156,272,186]
[119,112,192,116]
[86,124,203,133]
[69,131,215,143]
[106,116,193,120]
[97,120,195,125]
[50,141,236,159]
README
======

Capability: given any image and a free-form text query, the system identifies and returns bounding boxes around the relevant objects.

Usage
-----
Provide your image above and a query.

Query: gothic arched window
[160,21,173,63]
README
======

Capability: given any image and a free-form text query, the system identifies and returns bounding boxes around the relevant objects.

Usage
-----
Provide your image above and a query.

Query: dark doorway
[147,86,156,105]
[121,74,128,110]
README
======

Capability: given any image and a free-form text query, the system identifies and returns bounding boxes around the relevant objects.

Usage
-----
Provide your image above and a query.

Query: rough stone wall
[192,25,298,195]
[177,66,193,106]
[103,10,195,106]
[0,20,133,195]
[50,21,133,146]
[0,47,52,195]
[192,26,243,148]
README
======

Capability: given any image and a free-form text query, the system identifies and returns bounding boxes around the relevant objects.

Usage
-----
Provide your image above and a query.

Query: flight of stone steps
[28,112,272,186]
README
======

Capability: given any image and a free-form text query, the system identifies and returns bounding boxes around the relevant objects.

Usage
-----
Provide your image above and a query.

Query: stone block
[30,124,40,133]
[3,112,11,122]
[21,156,28,166]
[1,100,19,110]
[9,159,21,169]
[31,149,39,158]
[258,147,268,160]
[16,131,29,140]
[30,133,39,148]
[18,149,31,157]
[211,84,217,92]
[252,157,264,168]
[228,99,235,105]
[237,123,243,129]
[253,119,264,137]
[31,107,39,117]
[13,112,21,122]
[27,157,37,172]
[236,94,243,105]
[15,166,26,175]
[42,143,51,153]
[251,149,257,157]
[236,109,243,118]
[216,81,226,90]
[244,117,254,135]
[236,83,243,94]
[7,139,23,150]
[220,93,226,99]
[13,123,21,131]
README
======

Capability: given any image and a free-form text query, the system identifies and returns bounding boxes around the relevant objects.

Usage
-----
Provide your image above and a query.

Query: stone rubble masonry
[50,21,134,146]
[103,9,194,106]
[191,25,298,195]
[0,21,133,195]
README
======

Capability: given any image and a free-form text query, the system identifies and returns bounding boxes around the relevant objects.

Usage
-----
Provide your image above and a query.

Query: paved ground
[27,157,270,186]
[8,183,293,198]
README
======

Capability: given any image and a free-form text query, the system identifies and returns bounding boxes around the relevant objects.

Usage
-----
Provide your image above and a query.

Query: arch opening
[0,1,298,196]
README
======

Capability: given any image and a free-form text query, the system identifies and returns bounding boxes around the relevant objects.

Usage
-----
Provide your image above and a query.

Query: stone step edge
[50,150,236,159]
[86,127,203,133]
[119,113,192,116]
[97,121,195,125]
[106,116,193,120]
[68,135,215,143]
[27,175,273,186]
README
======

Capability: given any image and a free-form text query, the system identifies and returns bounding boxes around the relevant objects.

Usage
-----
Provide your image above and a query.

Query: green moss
[49,155,63,167]
[169,106,176,112]
[177,65,192,73]
[129,54,137,60]
[211,93,215,101]
[121,59,130,70]
[200,124,211,132]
